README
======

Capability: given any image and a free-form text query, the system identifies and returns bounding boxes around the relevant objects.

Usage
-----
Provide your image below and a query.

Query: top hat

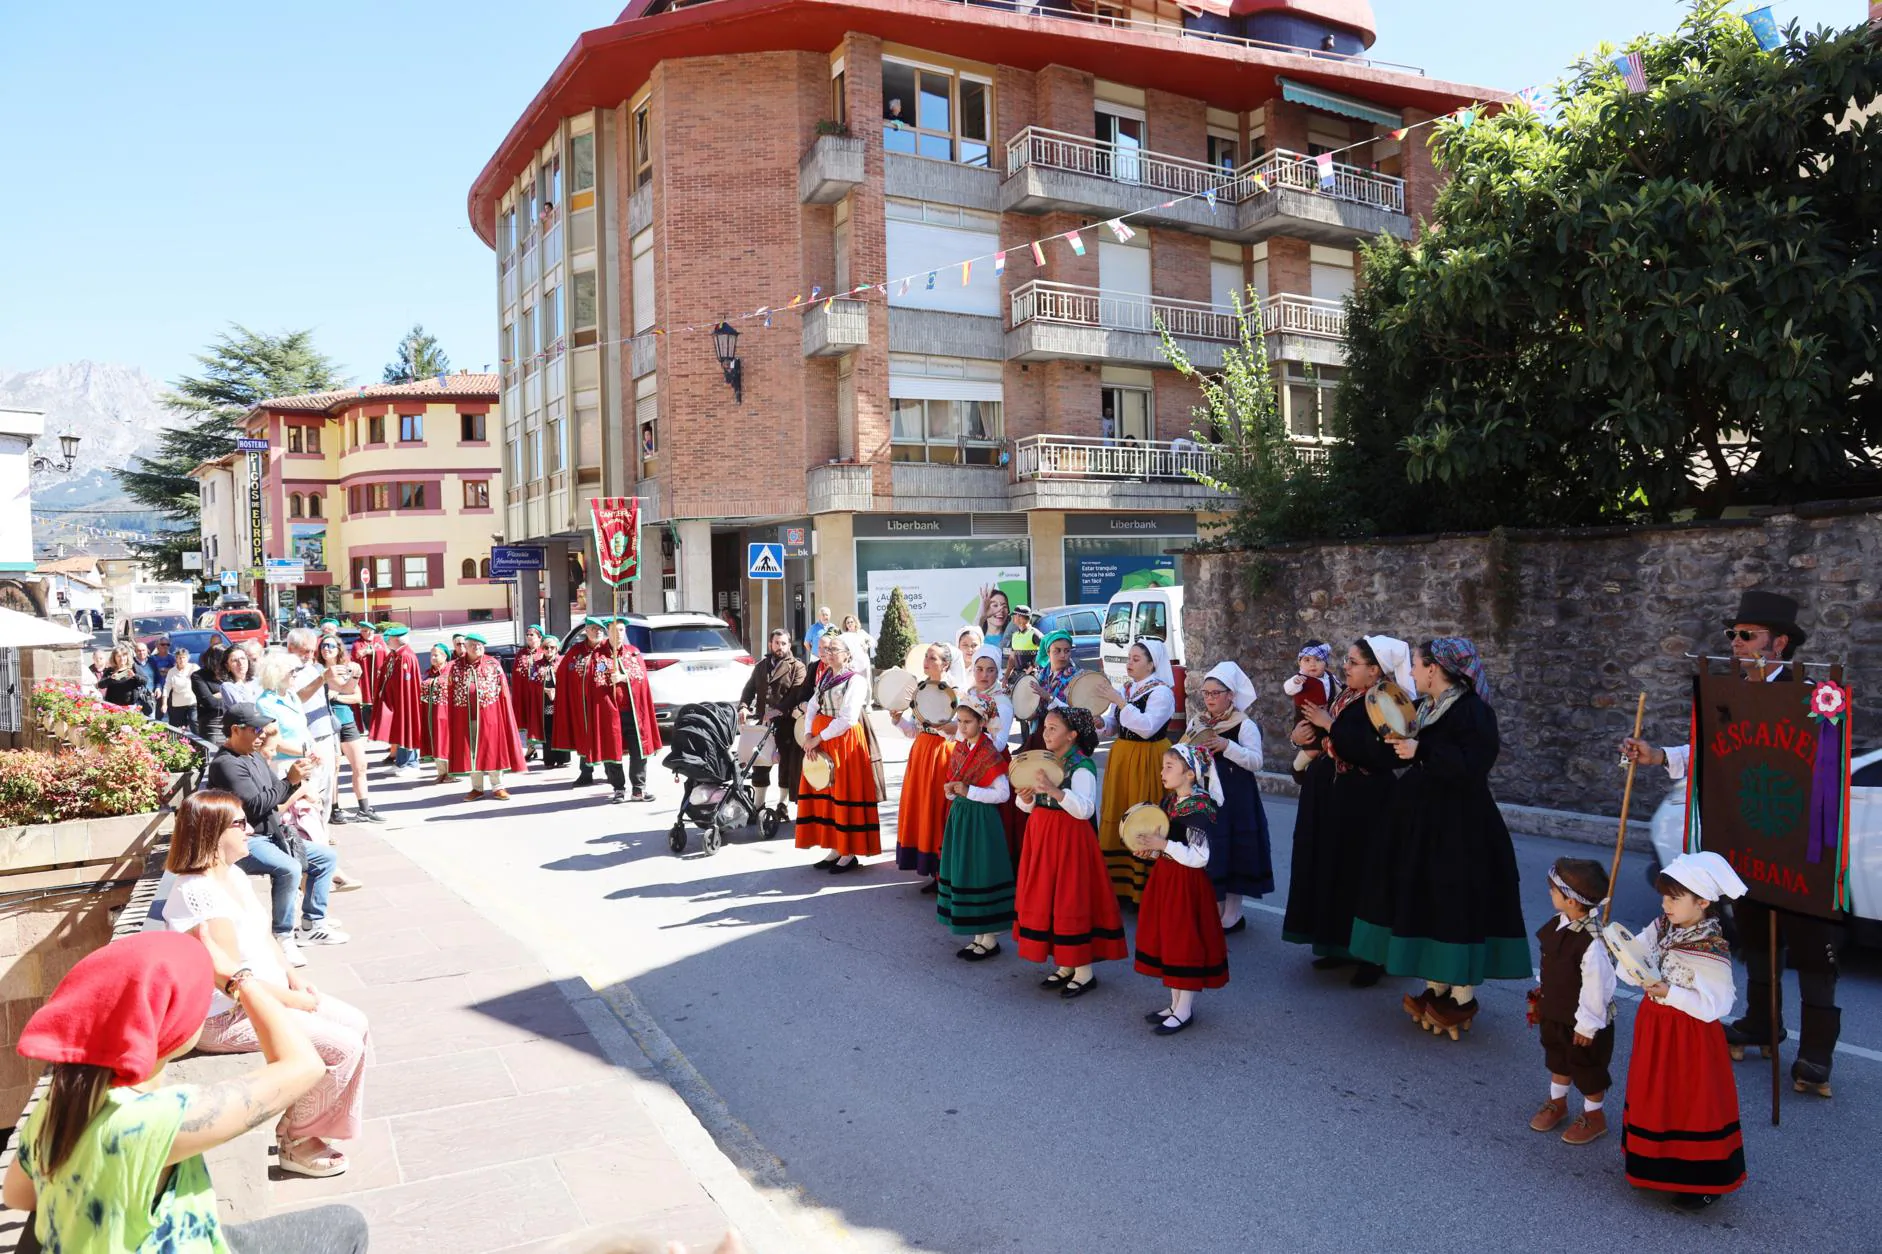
[1725,590,1807,650]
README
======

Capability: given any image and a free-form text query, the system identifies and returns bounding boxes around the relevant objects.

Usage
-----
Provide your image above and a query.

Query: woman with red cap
[3,931,368,1252]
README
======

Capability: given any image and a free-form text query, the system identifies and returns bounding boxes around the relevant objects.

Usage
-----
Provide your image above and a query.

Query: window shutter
[427,554,444,588]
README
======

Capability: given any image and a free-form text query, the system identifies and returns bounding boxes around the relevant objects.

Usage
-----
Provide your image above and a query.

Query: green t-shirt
[18,1085,231,1254]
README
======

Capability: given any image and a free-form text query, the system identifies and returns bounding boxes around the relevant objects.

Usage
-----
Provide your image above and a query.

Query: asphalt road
[374,720,1882,1254]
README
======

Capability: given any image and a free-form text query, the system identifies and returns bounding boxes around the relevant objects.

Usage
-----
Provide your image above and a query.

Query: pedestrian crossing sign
[747,542,785,579]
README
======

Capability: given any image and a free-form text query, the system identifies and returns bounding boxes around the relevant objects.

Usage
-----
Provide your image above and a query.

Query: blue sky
[0,0,1863,390]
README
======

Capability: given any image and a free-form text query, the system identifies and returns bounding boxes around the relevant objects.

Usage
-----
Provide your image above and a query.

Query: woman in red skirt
[1619,851,1749,1211]
[894,643,963,890]
[1013,706,1126,1000]
[1133,744,1229,1035]
[796,633,881,872]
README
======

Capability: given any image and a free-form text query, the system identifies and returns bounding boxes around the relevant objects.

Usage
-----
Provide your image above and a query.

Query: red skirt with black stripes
[1013,805,1128,967]
[1622,997,1746,1196]
[1134,858,1229,991]
[794,715,881,857]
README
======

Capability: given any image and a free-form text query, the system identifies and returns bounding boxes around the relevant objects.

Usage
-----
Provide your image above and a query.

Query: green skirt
[936,800,1018,937]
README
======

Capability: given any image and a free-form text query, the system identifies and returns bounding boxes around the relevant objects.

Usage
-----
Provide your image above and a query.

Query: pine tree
[874,586,919,673]
[383,324,451,383]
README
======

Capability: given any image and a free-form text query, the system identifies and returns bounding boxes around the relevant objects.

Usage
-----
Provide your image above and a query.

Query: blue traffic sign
[489,545,547,575]
[747,542,784,579]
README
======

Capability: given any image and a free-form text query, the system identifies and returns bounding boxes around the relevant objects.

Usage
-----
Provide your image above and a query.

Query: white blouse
[1014,764,1097,820]
[1160,813,1210,870]
[1184,715,1263,774]
[1551,914,1618,1036]
[961,774,1012,807]
[1639,918,1737,1024]
[813,672,870,743]
[160,870,286,1017]
[1104,681,1175,739]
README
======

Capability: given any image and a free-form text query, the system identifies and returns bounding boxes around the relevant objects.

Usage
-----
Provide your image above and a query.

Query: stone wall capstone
[1178,504,1881,819]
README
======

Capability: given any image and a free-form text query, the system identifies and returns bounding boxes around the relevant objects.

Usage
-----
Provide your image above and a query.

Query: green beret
[382,624,410,637]
[583,616,609,628]
[463,632,488,645]
[525,623,545,635]
[319,618,340,628]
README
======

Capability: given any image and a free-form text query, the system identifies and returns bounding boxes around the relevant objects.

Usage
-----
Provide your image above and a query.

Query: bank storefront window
[854,515,1029,645]
[1061,514,1195,603]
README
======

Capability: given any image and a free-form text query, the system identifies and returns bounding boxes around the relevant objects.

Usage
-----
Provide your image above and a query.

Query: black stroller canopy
[666,701,740,783]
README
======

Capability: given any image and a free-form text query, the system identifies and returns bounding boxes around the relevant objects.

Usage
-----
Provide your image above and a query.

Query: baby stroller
[663,701,779,855]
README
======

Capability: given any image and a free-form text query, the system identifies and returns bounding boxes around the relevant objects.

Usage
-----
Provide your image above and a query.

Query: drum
[794,708,813,748]
[1600,923,1662,988]
[800,749,834,792]
[912,681,957,726]
[874,667,919,713]
[1065,671,1115,716]
[1365,682,1417,740]
[1010,674,1043,721]
[1006,749,1065,793]
[1119,802,1170,854]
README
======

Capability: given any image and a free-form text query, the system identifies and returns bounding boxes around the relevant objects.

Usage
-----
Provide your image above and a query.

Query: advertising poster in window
[1073,555,1176,603]
[866,567,1028,648]
[288,523,326,571]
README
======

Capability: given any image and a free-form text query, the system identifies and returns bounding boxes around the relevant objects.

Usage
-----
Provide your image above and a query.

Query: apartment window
[540,287,561,352]
[530,428,545,479]
[500,208,517,257]
[540,156,560,217]
[370,483,391,511]
[890,398,1003,464]
[572,270,598,347]
[521,179,537,227]
[306,494,323,518]
[286,427,301,453]
[460,411,486,442]
[520,305,537,372]
[367,415,385,444]
[464,479,490,509]
[635,380,658,478]
[304,425,321,454]
[570,133,596,196]
[480,558,492,579]
[881,60,990,166]
[885,200,999,317]
[1282,362,1344,442]
[399,482,428,510]
[1095,104,1145,182]
[402,556,430,589]
[204,482,215,506]
[548,416,566,472]
[831,67,847,128]
[630,230,655,333]
[374,557,393,589]
[509,436,525,483]
[399,413,424,442]
[461,558,477,580]
[632,101,652,188]
[500,323,515,376]
[1207,132,1238,174]
[1102,386,1154,443]
[288,493,304,518]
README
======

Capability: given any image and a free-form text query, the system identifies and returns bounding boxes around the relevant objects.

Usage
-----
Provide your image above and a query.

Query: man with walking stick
[1621,590,1846,1099]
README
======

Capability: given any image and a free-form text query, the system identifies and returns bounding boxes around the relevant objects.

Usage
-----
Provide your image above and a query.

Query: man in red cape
[554,618,607,789]
[597,617,663,804]
[370,623,426,776]
[448,634,527,800]
[512,624,547,752]
[351,622,387,746]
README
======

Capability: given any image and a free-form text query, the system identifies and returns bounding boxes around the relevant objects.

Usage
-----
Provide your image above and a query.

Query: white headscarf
[1170,742,1226,805]
[957,626,984,658]
[1203,660,1257,711]
[1129,638,1175,689]
[970,644,1005,691]
[1662,852,1749,903]
[1364,635,1415,696]
[927,641,968,691]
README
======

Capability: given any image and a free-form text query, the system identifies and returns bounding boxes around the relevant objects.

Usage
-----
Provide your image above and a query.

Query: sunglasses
[1723,629,1766,642]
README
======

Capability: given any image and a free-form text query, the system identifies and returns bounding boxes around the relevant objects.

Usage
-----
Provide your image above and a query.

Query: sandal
[277,1135,349,1178]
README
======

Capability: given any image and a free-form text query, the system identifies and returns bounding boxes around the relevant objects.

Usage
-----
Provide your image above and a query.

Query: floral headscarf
[1169,742,1225,805]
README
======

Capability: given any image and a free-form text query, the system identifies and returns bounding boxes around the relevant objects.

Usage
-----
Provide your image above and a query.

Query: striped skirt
[1013,805,1128,967]
[894,732,953,876]
[1097,736,1168,905]
[794,714,882,857]
[935,800,1017,937]
[1622,998,1746,1196]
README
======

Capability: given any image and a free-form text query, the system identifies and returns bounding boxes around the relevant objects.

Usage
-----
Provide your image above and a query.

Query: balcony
[1258,293,1349,366]
[1006,280,1236,368]
[1009,434,1233,512]
[1000,129,1409,245]
[802,299,869,357]
[807,462,873,514]
[799,133,866,205]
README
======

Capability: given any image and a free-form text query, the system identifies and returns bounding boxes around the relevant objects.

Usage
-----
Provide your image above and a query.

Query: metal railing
[1014,434,1223,481]
[1010,280,1238,341]
[1241,148,1405,213]
[1258,293,1348,340]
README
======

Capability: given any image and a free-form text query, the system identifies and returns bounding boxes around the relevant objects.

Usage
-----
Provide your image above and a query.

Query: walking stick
[1603,693,1648,926]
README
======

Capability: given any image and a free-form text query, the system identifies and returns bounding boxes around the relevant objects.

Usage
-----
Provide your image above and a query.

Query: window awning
[1278,78,1403,129]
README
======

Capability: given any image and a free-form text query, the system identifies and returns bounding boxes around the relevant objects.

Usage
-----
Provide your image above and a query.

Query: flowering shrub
[29,679,199,772]
[0,737,170,826]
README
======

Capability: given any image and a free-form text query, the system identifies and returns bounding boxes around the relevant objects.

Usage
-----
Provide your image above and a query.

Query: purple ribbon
[1806,722,1843,865]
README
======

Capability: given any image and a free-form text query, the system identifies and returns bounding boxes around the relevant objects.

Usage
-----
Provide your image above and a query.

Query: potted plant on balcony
[814,119,851,138]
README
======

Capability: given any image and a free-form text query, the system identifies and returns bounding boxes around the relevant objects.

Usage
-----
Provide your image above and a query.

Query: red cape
[351,639,387,706]
[596,641,663,755]
[552,640,599,758]
[511,647,546,741]
[370,643,426,749]
[448,656,528,774]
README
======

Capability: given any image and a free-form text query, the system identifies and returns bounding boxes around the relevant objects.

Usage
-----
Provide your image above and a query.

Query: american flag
[1613,51,1648,94]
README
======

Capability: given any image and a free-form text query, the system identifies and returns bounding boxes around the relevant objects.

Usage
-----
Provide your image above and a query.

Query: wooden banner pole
[1770,913,1782,1126]
[1603,692,1649,926]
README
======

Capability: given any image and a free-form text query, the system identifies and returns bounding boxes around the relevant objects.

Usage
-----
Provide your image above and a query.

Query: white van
[1100,587,1188,736]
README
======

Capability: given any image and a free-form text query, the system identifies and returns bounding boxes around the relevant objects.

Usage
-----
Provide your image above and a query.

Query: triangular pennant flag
[762,312,772,328]
[1204,187,1217,211]
[1250,172,1269,193]
[1743,6,1781,52]
[993,251,1006,275]
[961,260,972,285]
[1030,241,1046,266]
[1105,218,1134,242]
[1454,107,1476,128]
[1390,126,1407,142]
[853,283,871,294]
[1159,199,1177,209]
[1314,152,1335,188]
[1066,230,1085,256]
[925,271,937,290]
[810,285,822,301]
[788,294,801,308]
[899,277,911,296]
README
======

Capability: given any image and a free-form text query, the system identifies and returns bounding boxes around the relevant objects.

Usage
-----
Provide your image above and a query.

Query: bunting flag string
[1613,51,1649,94]
[1030,240,1046,266]
[1743,5,1782,51]
[1105,218,1134,242]
[1066,229,1086,256]
[994,250,1007,275]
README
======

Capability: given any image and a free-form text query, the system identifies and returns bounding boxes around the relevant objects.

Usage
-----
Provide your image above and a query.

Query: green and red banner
[589,496,640,587]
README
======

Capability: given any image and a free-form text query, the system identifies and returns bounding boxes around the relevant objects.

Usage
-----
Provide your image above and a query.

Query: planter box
[0,810,168,893]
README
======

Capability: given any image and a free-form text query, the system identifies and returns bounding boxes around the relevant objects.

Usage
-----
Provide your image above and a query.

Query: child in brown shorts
[1527,858,1617,1144]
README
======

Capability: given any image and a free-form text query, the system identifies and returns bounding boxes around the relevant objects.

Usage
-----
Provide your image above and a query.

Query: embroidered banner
[589,496,641,587]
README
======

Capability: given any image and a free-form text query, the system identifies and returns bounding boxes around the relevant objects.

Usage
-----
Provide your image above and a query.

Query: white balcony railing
[1258,293,1348,340]
[1014,434,1223,482]
[1005,127,1232,199]
[1010,280,1239,341]
[1241,148,1405,213]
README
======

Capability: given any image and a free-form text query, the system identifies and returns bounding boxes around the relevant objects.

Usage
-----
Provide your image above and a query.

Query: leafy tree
[1331,0,1880,528]
[116,325,341,578]
[874,586,919,673]
[383,324,451,383]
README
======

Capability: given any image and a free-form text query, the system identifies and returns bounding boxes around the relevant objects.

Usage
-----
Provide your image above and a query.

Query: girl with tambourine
[935,692,1017,961]
[1097,639,1177,907]
[893,643,965,892]
[1019,630,1079,752]
[1131,743,1230,1035]
[965,643,1025,864]
[1280,635,1410,986]
[1013,707,1127,1000]
[795,633,882,872]
[1185,662,1274,932]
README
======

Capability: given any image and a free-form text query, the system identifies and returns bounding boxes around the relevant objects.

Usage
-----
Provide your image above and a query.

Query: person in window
[884,97,909,128]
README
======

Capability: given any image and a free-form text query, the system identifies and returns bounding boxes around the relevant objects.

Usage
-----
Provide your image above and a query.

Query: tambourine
[874,667,918,713]
[1365,682,1417,740]
[1119,802,1170,854]
[1600,922,1663,988]
[1007,749,1064,792]
[800,749,834,792]
[912,681,957,725]
[904,641,932,672]
[1010,674,1043,721]
[1065,670,1115,716]
[1180,712,1243,745]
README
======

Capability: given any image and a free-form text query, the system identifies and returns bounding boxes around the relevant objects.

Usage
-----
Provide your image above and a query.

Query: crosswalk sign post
[747,543,785,579]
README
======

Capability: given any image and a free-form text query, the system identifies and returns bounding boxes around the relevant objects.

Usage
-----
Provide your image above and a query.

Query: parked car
[159,629,231,659]
[559,612,754,725]
[118,613,194,646]
[1099,586,1188,737]
[201,606,271,648]
[1031,604,1105,671]
[1648,747,1882,945]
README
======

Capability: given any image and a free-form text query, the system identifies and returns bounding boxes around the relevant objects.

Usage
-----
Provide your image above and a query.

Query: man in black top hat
[1622,589,1844,1096]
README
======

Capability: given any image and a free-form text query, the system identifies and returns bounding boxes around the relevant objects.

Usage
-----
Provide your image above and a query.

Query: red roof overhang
[468,0,1505,246]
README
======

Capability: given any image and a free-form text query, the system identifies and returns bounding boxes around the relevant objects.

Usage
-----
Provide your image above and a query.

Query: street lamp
[712,321,742,405]
[30,433,79,474]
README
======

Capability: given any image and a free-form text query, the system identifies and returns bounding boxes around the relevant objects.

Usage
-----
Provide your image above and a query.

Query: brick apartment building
[468,0,1502,643]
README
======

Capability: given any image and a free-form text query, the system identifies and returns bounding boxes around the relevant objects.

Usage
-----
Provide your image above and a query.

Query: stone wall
[1179,504,1882,820]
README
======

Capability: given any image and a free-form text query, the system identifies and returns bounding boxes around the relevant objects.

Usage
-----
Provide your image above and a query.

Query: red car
[201,607,270,647]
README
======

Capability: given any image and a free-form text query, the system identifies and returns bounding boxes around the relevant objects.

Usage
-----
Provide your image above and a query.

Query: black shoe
[1059,975,1098,1000]
[1670,1193,1718,1212]
[814,857,840,870]
[919,878,940,895]
[1223,917,1247,934]
[828,856,859,874]
[630,791,654,803]
[1041,970,1073,990]
[1792,1058,1833,1096]
[574,772,594,788]
[1145,1008,1174,1024]
[328,808,350,826]
[1350,963,1384,988]
[353,805,386,824]
[1154,1012,1195,1036]
[1312,955,1355,971]
[957,941,1001,962]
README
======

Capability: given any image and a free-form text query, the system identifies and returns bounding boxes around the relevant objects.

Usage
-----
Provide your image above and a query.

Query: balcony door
[1095,104,1144,184]
[1102,386,1153,444]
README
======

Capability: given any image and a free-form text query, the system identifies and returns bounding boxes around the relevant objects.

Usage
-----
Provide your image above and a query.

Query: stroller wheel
[667,824,688,854]
[703,823,723,855]
[760,809,782,840]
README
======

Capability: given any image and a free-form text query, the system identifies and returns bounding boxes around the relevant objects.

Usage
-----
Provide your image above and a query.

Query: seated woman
[158,789,372,1178]
[256,650,330,848]
[4,930,369,1252]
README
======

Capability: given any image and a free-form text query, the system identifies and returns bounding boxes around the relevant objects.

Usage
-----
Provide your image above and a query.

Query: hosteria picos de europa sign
[1688,666,1854,920]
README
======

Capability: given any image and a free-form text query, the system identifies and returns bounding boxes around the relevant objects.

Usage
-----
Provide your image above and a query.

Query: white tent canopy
[0,605,91,648]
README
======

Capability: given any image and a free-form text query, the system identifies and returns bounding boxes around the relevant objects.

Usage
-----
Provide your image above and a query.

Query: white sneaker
[296,922,351,946]
[278,937,309,968]
[395,765,428,779]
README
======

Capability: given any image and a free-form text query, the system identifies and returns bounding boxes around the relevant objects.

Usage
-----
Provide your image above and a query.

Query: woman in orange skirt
[894,643,964,890]
[1013,706,1127,1000]
[1133,744,1229,1036]
[796,633,881,872]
